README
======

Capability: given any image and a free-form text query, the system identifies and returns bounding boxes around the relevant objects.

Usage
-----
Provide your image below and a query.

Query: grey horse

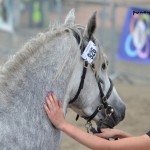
[0,9,125,150]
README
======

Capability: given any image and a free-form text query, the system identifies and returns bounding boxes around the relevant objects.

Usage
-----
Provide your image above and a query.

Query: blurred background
[0,0,150,149]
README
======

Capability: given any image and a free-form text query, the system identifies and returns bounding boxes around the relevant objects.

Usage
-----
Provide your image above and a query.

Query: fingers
[94,133,109,139]
[44,92,61,111]
[58,100,62,108]
[51,93,58,105]
[47,92,57,107]
[45,96,52,110]
[94,128,120,140]
[44,103,51,118]
[43,92,65,129]
[94,128,112,139]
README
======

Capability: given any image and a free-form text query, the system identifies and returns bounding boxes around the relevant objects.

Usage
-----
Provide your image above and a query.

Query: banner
[117,7,150,64]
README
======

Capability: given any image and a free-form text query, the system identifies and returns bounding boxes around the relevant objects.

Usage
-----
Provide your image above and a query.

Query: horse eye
[102,63,106,70]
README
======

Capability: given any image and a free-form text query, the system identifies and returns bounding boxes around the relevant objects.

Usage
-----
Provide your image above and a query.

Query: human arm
[43,92,111,150]
[43,93,150,150]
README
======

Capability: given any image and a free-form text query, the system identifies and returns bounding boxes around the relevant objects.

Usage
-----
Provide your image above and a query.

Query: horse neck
[0,29,80,113]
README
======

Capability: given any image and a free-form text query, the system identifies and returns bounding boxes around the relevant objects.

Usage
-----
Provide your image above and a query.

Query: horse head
[0,9,126,149]
[65,9,126,132]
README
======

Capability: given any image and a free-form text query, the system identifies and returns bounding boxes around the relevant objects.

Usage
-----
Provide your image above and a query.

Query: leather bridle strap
[97,78,113,108]
[68,28,114,133]
[83,106,101,122]
[82,77,113,123]
[69,61,88,104]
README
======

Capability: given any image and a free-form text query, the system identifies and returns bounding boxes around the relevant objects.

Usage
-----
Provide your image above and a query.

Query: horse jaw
[64,8,75,26]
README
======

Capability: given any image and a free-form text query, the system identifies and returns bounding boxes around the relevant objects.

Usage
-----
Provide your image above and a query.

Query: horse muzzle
[96,104,126,133]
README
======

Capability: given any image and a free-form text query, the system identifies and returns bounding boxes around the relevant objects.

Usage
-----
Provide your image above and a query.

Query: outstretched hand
[94,128,132,140]
[44,92,66,130]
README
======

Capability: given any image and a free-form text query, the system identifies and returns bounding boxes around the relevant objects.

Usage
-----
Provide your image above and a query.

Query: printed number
[87,48,96,59]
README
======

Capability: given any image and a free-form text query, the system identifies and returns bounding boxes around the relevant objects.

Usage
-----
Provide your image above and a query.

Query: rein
[69,28,114,133]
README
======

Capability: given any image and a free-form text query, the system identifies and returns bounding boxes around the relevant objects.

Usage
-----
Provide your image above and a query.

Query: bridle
[68,28,114,133]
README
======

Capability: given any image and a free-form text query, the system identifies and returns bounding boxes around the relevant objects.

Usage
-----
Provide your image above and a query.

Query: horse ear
[64,8,75,26]
[84,11,97,40]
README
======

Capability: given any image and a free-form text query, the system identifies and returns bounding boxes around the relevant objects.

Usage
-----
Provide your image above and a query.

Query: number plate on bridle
[81,40,98,64]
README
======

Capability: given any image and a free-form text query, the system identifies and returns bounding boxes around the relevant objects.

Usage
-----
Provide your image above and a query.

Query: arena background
[0,0,150,149]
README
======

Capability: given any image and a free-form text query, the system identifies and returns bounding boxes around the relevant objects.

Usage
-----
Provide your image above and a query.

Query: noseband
[69,28,114,133]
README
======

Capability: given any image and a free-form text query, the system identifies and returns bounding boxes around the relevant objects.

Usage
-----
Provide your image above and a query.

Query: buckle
[97,104,104,111]
[83,60,88,68]
[105,105,114,117]
[85,121,92,133]
[91,63,95,69]
[102,96,107,103]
